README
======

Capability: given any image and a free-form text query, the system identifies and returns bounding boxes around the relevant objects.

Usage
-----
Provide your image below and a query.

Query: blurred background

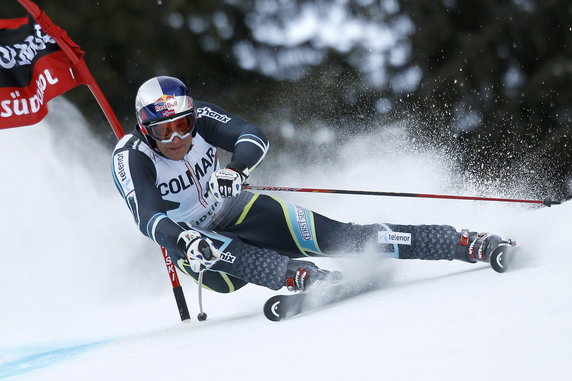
[4,0,572,199]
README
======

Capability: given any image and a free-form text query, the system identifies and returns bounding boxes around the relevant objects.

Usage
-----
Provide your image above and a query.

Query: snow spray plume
[0,98,173,345]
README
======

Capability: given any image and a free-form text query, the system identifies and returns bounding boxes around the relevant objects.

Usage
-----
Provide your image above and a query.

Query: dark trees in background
[3,0,570,197]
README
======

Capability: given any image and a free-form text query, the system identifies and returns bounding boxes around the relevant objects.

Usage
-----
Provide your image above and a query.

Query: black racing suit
[112,101,461,293]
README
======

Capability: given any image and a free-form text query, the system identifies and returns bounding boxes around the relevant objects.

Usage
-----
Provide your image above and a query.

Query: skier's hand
[177,230,220,270]
[208,168,248,202]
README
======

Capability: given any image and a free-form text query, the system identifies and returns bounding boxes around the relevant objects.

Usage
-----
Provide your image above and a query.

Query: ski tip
[490,243,518,273]
[264,295,285,322]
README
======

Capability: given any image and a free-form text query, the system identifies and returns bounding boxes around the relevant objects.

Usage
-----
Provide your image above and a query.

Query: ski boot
[284,260,343,292]
[455,230,518,273]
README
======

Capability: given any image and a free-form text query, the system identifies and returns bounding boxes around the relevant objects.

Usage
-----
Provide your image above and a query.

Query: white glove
[177,230,220,270]
[208,168,248,202]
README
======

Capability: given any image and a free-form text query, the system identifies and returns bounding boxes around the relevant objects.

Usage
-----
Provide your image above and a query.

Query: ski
[264,278,381,321]
[264,239,519,321]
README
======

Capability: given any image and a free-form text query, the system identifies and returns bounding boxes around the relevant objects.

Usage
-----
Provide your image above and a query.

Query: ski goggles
[145,114,195,143]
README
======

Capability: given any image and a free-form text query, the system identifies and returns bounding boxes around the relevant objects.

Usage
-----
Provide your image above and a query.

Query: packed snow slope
[1,99,570,380]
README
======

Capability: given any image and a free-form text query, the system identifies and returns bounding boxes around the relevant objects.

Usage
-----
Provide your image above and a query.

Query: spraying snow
[0,98,570,380]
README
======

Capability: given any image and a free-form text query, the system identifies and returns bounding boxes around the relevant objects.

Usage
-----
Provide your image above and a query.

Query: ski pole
[161,247,191,321]
[243,185,561,207]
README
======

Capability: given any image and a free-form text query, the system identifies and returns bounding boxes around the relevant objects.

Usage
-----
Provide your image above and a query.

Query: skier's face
[156,132,192,160]
[152,116,194,160]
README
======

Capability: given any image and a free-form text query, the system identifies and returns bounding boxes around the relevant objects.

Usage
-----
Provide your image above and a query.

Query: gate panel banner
[0,14,86,129]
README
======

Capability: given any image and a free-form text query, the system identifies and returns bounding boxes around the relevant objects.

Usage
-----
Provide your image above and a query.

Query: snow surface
[1,99,571,380]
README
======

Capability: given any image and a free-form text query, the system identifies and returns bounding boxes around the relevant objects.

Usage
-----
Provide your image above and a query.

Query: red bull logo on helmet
[154,94,178,113]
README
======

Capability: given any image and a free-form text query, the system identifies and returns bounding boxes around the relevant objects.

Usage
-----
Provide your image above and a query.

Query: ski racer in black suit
[111,76,510,293]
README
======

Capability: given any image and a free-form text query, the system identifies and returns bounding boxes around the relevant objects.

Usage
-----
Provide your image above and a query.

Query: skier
[112,76,511,294]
